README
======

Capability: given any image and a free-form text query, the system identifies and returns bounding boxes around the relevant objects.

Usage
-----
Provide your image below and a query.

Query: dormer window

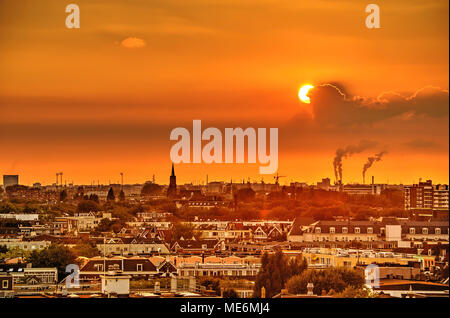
[330,227,335,234]
[367,227,373,234]
[355,227,361,234]
[409,228,415,235]
[137,264,143,271]
[315,227,321,234]
[435,228,441,235]
[422,228,428,235]
[342,227,348,234]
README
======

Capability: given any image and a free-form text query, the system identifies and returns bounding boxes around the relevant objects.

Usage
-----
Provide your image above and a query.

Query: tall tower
[167,163,177,198]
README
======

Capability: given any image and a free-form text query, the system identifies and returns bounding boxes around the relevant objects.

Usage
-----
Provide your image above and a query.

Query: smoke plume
[362,151,387,184]
[333,140,377,183]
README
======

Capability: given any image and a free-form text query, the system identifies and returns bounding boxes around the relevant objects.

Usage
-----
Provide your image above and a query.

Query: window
[330,227,335,234]
[367,227,373,234]
[97,264,104,272]
[355,227,361,234]
[137,264,143,271]
[342,227,348,234]
[435,228,441,235]
[2,280,8,289]
[422,228,428,235]
[315,227,321,234]
[409,228,415,235]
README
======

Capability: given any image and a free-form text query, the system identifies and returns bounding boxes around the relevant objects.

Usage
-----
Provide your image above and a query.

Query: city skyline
[2,168,447,188]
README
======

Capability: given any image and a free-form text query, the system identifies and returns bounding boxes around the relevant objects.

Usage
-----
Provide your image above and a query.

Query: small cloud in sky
[120,37,146,49]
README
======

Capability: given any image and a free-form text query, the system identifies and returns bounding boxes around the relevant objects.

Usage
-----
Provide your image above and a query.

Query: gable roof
[289,217,315,236]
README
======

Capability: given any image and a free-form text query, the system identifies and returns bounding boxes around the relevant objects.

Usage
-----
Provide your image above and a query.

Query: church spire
[167,163,177,198]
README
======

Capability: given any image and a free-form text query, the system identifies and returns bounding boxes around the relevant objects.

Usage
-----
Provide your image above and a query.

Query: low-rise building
[0,265,58,290]
[301,248,436,270]
[79,257,158,281]
[0,238,50,251]
[96,237,170,256]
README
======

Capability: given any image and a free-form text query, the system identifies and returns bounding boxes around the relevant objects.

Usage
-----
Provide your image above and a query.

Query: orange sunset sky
[0,0,448,186]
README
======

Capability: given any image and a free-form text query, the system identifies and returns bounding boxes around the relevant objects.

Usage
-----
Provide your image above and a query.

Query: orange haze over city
[0,0,448,186]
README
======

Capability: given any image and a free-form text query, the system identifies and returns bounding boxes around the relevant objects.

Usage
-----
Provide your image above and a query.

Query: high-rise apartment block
[405,180,449,219]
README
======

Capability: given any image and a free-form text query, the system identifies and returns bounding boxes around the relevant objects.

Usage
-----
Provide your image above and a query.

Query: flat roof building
[3,175,19,187]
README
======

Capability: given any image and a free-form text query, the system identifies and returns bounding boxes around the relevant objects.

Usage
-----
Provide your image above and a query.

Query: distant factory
[2,175,19,188]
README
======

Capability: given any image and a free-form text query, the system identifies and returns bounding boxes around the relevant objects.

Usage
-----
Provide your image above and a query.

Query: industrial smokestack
[362,151,387,184]
[333,140,378,184]
[371,176,375,194]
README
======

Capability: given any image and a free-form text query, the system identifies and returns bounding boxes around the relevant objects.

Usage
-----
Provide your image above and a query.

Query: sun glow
[298,84,314,104]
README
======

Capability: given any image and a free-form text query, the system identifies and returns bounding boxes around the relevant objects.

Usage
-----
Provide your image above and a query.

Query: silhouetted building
[3,175,19,187]
[317,178,331,190]
[167,163,177,198]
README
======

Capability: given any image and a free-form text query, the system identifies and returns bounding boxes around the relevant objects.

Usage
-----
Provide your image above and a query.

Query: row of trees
[286,267,365,295]
[253,251,368,298]
[253,251,308,298]
[1,243,100,280]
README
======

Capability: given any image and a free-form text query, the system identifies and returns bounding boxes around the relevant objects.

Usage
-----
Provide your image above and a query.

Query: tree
[267,191,288,201]
[59,190,68,202]
[27,244,76,280]
[0,202,18,214]
[171,222,199,242]
[199,277,221,294]
[77,200,100,212]
[71,243,100,258]
[0,245,7,253]
[94,218,123,233]
[119,190,125,201]
[107,187,115,201]
[222,288,238,298]
[141,182,162,196]
[286,267,365,295]
[253,251,308,298]
[89,194,99,203]
[22,203,41,213]
[0,246,31,260]
[236,188,256,203]
[335,286,378,298]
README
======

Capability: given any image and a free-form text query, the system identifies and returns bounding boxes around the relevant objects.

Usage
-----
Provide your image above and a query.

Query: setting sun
[298,84,314,104]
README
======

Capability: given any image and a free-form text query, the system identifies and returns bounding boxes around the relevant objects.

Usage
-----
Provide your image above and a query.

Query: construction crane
[274,172,286,185]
